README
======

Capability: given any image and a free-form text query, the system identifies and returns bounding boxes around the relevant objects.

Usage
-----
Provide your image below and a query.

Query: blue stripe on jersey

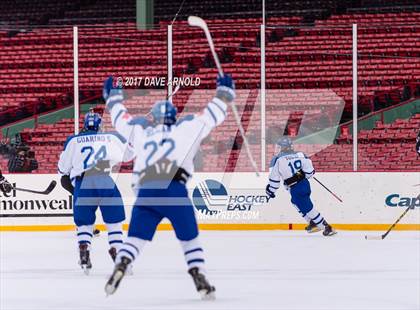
[63,135,76,151]
[269,156,278,168]
[108,131,127,144]
[185,248,203,255]
[108,231,123,235]
[106,95,123,110]
[206,106,218,125]
[109,240,123,244]
[128,116,150,128]
[78,240,91,244]
[125,242,140,254]
[187,258,205,265]
[269,178,280,183]
[77,232,93,237]
[119,249,135,260]
[210,100,226,116]
[113,109,125,126]
[314,216,324,225]
[304,170,315,175]
[176,115,195,126]
[312,213,321,222]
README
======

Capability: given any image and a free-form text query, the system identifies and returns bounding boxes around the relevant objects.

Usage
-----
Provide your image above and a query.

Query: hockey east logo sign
[0,183,72,217]
[192,179,267,220]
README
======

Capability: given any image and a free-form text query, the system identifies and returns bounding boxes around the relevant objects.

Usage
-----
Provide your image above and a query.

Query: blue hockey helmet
[150,100,177,126]
[83,109,102,132]
[276,136,293,152]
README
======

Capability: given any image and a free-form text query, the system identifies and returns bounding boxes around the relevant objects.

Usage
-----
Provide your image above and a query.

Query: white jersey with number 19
[268,151,315,191]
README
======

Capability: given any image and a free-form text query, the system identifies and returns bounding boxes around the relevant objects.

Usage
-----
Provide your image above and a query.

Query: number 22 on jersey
[144,138,175,166]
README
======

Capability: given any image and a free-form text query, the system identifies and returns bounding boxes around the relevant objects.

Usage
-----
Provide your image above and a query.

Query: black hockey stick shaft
[313,177,343,203]
[13,180,57,195]
[381,194,419,239]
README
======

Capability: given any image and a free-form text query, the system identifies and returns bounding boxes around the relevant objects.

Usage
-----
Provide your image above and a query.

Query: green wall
[1,103,99,137]
[349,99,420,133]
[291,99,419,144]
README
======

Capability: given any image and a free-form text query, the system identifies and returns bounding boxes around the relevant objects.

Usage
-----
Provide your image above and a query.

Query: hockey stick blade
[188,16,224,77]
[365,235,383,240]
[14,180,57,195]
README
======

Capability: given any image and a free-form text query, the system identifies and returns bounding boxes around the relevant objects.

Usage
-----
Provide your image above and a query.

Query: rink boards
[0,172,419,231]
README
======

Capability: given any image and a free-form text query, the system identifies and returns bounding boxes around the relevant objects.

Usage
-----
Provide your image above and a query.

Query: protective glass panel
[264,16,349,172]
[173,21,262,173]
[0,26,74,174]
[77,23,167,176]
[355,20,420,171]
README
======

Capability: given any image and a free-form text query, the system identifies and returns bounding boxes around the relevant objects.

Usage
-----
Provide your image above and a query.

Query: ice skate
[188,267,216,300]
[305,220,322,233]
[105,257,132,296]
[108,248,133,275]
[78,244,92,275]
[322,221,337,236]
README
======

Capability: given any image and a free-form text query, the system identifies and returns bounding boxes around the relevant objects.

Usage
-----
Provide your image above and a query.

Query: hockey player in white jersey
[266,137,336,236]
[103,74,235,299]
[58,109,133,274]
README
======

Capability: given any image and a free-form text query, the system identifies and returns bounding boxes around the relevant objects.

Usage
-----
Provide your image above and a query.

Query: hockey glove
[103,76,123,102]
[216,74,236,103]
[265,184,276,200]
[0,175,13,194]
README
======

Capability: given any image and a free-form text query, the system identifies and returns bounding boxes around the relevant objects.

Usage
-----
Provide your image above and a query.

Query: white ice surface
[1,230,419,310]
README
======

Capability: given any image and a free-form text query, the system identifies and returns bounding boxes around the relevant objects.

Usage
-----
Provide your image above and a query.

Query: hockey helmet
[276,136,293,153]
[150,100,177,126]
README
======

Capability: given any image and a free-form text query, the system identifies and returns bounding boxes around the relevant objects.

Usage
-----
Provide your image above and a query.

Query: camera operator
[0,134,38,173]
[8,148,38,172]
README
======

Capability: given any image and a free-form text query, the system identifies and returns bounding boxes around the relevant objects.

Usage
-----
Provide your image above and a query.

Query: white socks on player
[77,225,94,248]
[106,222,124,251]
[114,236,207,275]
[116,236,147,264]
[180,237,206,273]
[305,208,326,229]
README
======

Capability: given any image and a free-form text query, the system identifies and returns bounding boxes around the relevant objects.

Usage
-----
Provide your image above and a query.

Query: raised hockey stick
[13,180,57,195]
[166,82,181,101]
[313,177,343,203]
[188,16,260,177]
[365,194,419,240]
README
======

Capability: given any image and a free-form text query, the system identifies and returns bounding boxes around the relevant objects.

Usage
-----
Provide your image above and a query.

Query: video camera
[0,133,38,173]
